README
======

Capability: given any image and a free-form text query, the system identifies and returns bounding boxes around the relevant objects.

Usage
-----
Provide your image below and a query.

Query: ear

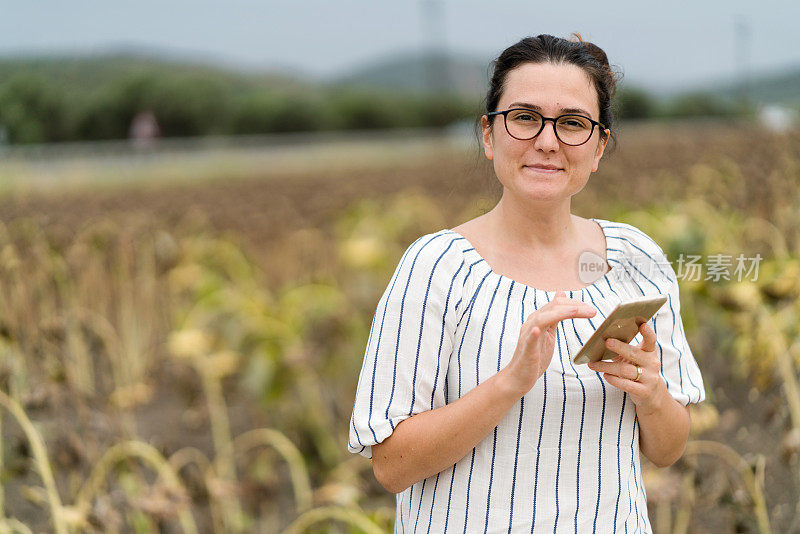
[591,128,610,172]
[481,115,494,161]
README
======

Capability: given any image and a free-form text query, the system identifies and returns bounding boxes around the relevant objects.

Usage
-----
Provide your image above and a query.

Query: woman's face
[482,61,610,204]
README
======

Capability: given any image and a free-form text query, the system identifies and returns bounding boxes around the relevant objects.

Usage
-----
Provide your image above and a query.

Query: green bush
[661,91,739,118]
[0,74,70,143]
[76,72,231,140]
[229,91,337,134]
[613,86,656,120]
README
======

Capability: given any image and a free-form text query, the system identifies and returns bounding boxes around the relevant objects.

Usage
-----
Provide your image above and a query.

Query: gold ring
[633,365,643,382]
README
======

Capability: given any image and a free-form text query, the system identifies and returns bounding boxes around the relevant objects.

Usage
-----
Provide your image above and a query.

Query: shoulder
[381,231,469,312]
[598,218,674,284]
[600,218,668,260]
[391,230,468,286]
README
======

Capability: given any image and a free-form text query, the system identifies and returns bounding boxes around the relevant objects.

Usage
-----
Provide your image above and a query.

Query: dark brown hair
[483,33,620,150]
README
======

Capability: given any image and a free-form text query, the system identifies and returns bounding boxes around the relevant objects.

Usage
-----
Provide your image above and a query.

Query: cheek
[497,137,527,160]
[574,147,600,169]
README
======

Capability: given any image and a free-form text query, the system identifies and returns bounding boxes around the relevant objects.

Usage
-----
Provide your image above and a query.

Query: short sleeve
[347,232,465,460]
[650,247,706,406]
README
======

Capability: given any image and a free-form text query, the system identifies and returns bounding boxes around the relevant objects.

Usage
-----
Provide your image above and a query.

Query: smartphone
[572,294,668,365]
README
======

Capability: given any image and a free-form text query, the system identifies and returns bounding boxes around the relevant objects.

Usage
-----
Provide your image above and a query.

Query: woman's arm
[635,387,691,467]
[370,292,596,493]
[372,369,522,494]
[588,323,692,468]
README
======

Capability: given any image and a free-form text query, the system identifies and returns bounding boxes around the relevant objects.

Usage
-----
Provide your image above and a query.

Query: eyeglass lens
[505,109,595,145]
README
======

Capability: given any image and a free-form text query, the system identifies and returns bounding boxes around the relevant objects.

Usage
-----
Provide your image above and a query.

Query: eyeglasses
[485,108,607,146]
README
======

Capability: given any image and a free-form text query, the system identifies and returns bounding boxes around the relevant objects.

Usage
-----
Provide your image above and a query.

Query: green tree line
[0,70,749,145]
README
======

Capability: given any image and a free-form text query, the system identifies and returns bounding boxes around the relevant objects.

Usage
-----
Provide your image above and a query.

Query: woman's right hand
[502,290,597,397]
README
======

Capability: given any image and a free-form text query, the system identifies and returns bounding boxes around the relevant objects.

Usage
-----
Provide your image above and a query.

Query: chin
[512,188,565,202]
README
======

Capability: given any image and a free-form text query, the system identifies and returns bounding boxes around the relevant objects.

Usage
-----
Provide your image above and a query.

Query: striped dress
[347,218,706,533]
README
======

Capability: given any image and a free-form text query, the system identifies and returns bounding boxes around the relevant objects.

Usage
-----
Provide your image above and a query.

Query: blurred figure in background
[129,109,161,150]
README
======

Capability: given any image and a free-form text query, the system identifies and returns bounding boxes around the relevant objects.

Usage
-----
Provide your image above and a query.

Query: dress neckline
[445,217,618,297]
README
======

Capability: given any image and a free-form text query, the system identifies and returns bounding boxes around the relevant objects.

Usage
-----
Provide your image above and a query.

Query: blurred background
[0,1,798,532]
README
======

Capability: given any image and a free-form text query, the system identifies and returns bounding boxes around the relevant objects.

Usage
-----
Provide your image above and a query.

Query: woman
[347,34,705,533]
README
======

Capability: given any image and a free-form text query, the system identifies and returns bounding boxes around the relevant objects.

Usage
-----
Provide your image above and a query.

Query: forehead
[499,62,599,117]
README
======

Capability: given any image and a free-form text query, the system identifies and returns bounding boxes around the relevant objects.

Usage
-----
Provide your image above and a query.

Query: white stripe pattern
[348,218,705,533]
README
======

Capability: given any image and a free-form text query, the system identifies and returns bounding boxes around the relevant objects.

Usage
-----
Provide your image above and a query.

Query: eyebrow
[508,102,593,117]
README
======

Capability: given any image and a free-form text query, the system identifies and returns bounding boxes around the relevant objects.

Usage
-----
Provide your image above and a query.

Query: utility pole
[419,0,450,93]
[734,16,752,113]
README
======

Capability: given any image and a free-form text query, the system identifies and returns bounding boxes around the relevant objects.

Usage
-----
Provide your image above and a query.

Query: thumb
[639,321,657,352]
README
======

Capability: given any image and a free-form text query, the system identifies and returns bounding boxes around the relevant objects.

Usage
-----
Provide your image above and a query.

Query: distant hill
[2,49,797,107]
[723,66,800,106]
[0,48,796,145]
[334,51,800,108]
[0,49,492,99]
[0,51,313,97]
[332,51,491,98]
[676,64,800,107]
[0,50,482,144]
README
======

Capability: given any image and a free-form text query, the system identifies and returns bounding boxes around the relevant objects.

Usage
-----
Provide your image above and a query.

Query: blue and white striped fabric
[347,218,705,533]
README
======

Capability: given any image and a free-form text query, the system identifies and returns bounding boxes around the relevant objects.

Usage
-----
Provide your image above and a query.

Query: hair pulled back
[484,33,619,146]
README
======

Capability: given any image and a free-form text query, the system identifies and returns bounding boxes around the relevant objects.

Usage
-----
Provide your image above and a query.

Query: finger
[588,360,640,381]
[551,291,582,306]
[552,296,587,306]
[531,303,596,329]
[543,294,592,308]
[600,372,646,392]
[638,321,657,353]
[552,291,571,304]
[604,337,643,365]
[587,359,621,377]
[524,301,594,326]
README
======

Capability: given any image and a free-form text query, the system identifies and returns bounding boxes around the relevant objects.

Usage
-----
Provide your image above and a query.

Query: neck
[486,191,578,255]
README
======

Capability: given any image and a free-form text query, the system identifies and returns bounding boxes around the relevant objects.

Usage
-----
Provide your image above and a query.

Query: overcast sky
[2,0,799,93]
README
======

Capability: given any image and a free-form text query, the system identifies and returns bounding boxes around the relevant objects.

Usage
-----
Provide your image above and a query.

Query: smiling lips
[524,164,563,173]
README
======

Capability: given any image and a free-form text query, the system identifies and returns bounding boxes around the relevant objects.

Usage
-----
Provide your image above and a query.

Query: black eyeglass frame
[485,108,608,146]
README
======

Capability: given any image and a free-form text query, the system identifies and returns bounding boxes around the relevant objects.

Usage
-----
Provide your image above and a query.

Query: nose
[532,120,560,152]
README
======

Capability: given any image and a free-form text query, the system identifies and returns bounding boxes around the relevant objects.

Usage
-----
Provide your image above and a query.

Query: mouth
[524,165,563,174]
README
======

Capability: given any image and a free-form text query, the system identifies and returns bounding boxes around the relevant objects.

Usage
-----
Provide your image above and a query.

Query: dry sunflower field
[0,121,798,533]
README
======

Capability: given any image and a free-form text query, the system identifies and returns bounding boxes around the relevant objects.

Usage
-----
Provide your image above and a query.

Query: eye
[509,110,540,122]
[558,116,591,129]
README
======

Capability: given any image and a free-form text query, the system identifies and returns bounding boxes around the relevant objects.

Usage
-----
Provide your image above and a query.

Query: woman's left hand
[587,321,669,416]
